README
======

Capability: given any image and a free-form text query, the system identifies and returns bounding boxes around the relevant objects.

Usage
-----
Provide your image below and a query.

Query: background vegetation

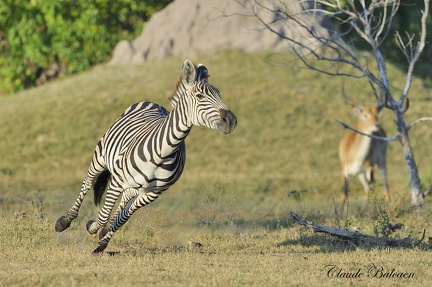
[0,0,172,94]
[1,0,430,96]
[1,51,432,286]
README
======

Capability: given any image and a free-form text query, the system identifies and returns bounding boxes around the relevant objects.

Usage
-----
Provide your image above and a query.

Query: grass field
[1,50,432,286]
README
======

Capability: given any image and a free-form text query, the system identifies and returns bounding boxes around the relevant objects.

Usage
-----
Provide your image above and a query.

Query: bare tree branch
[423,184,432,198]
[335,119,399,142]
[399,0,429,104]
[276,1,402,103]
[407,117,432,131]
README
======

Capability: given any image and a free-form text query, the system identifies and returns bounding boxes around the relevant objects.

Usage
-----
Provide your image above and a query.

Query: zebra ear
[182,59,196,85]
[195,64,209,83]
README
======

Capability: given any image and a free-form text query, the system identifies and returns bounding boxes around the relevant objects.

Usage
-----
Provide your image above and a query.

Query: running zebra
[55,59,237,253]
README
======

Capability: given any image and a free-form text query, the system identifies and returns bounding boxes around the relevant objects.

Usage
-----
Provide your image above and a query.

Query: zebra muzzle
[218,109,237,134]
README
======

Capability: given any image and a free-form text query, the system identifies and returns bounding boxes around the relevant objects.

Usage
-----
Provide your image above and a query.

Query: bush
[0,0,172,94]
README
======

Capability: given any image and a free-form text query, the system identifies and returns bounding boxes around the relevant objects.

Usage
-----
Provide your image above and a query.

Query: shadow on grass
[101,245,202,257]
[277,231,432,253]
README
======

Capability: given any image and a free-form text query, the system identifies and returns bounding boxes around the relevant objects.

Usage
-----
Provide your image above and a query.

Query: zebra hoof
[86,220,97,237]
[99,226,109,240]
[55,216,71,232]
[93,244,107,254]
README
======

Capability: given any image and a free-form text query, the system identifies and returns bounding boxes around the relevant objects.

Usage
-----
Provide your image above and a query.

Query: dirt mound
[109,0,333,65]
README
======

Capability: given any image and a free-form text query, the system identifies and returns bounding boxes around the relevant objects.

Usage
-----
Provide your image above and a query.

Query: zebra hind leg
[55,178,93,232]
[86,184,122,237]
[93,190,160,253]
[98,188,140,240]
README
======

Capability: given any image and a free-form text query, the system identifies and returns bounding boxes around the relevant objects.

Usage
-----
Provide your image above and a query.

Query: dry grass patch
[1,50,432,286]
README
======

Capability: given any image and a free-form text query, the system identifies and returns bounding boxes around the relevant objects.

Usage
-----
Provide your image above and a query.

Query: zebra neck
[158,101,192,157]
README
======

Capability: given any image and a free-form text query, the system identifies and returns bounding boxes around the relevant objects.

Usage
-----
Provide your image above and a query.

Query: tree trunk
[395,109,424,209]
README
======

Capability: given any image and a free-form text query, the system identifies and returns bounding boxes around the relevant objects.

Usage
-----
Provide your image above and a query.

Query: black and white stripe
[55,60,237,253]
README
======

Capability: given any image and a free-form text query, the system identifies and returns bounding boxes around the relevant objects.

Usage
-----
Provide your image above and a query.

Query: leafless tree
[233,0,431,209]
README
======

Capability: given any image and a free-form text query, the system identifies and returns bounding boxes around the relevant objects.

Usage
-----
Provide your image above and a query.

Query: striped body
[55,60,237,253]
[102,102,185,193]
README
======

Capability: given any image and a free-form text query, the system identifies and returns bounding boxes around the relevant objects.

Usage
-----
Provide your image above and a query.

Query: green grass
[1,50,432,286]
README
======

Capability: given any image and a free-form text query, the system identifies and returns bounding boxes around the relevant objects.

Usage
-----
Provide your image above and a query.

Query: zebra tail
[93,170,111,206]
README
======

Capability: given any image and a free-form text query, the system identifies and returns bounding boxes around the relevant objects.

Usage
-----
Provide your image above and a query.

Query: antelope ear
[182,59,196,85]
[195,64,209,83]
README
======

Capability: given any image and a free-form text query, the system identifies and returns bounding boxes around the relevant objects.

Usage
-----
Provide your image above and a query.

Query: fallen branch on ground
[290,211,425,248]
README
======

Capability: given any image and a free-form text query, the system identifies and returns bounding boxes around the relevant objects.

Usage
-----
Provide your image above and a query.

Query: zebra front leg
[93,191,160,253]
[98,188,140,239]
[55,178,92,232]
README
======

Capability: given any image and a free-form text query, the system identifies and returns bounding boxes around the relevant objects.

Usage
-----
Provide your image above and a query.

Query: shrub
[0,0,172,94]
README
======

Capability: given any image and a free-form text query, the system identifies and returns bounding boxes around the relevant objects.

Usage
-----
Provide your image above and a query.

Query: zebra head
[174,59,237,134]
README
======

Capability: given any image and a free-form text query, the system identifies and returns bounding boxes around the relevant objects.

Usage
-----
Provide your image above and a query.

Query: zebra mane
[169,63,210,109]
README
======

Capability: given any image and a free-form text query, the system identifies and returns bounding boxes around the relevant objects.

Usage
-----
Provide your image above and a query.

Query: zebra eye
[196,93,205,100]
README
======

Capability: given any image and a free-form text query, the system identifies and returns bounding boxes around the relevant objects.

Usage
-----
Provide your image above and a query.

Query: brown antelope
[338,100,389,205]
